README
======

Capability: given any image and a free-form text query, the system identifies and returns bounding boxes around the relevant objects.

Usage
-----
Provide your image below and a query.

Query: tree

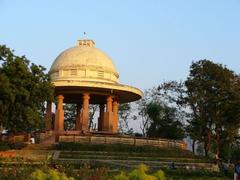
[185,59,240,157]
[146,102,185,140]
[136,85,186,140]
[63,104,98,131]
[64,104,77,130]
[88,105,98,130]
[118,103,133,134]
[185,117,203,154]
[0,45,54,133]
[136,90,153,137]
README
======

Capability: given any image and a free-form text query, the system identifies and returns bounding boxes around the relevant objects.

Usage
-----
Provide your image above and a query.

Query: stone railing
[35,131,54,143]
[1,133,30,143]
[59,135,187,150]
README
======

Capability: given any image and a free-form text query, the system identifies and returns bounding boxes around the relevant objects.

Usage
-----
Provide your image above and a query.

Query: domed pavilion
[45,39,142,135]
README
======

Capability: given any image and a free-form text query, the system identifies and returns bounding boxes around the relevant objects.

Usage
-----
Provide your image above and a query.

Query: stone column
[45,101,52,131]
[81,93,90,132]
[75,104,82,130]
[112,99,119,133]
[103,96,113,132]
[98,104,105,131]
[54,95,64,132]
[106,96,113,112]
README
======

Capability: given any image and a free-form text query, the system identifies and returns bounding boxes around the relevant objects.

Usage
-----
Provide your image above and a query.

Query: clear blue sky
[1,0,240,91]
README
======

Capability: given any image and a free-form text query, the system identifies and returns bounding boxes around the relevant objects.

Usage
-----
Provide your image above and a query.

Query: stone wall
[35,131,54,143]
[59,135,187,150]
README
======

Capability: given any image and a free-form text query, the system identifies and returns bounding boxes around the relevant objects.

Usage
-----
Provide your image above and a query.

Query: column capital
[113,100,118,106]
[113,97,119,102]
[57,94,64,100]
[107,96,113,102]
[83,93,90,100]
[113,100,119,112]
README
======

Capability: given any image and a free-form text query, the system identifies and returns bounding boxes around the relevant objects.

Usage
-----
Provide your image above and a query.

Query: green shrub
[56,142,195,158]
[0,141,26,150]
[0,141,10,151]
[153,170,166,180]
[114,164,166,180]
[231,148,240,162]
[114,171,128,180]
[0,164,36,180]
[8,142,26,150]
[128,164,155,180]
[30,169,46,180]
[30,168,75,180]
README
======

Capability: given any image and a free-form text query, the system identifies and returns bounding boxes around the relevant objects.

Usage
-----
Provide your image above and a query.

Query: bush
[0,141,11,151]
[231,148,240,162]
[114,171,128,180]
[0,141,26,151]
[8,142,26,150]
[163,168,228,179]
[0,164,36,179]
[56,142,195,158]
[114,164,166,180]
[30,168,74,180]
[153,170,166,180]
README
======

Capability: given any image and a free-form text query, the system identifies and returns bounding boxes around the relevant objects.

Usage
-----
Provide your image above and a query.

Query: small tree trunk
[204,143,209,157]
[204,133,211,157]
[192,139,196,154]
[216,130,221,157]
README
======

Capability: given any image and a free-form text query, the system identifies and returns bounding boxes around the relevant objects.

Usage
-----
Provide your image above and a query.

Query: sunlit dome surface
[49,40,119,84]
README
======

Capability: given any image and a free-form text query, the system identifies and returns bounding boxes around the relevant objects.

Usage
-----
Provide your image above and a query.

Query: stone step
[52,151,215,171]
[59,154,205,162]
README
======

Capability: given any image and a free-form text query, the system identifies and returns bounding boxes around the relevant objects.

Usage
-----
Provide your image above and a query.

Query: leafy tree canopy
[185,59,240,156]
[146,102,185,140]
[0,45,54,133]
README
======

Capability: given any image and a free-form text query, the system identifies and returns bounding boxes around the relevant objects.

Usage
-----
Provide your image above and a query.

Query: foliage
[8,142,27,150]
[119,103,133,134]
[136,84,186,139]
[0,162,230,180]
[0,163,36,180]
[88,104,98,130]
[56,142,195,158]
[114,164,166,180]
[0,45,54,133]
[146,102,185,140]
[114,171,129,180]
[64,104,77,130]
[136,90,153,137]
[30,168,74,180]
[0,141,26,150]
[164,168,231,179]
[0,141,10,151]
[61,163,110,180]
[63,104,98,131]
[185,60,240,157]
[230,147,240,162]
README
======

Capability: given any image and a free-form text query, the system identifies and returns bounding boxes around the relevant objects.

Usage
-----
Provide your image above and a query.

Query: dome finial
[77,39,95,47]
[83,32,87,39]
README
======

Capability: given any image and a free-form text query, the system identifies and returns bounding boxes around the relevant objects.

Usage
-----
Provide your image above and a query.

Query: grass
[59,151,210,163]
[56,142,198,158]
[164,168,232,180]
[0,142,230,179]
[0,156,232,180]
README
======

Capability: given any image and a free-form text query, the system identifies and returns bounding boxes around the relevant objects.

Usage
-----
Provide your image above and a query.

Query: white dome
[49,40,119,85]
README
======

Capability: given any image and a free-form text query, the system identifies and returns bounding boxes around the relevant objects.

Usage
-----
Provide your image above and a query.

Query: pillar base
[103,112,113,132]
[55,109,64,131]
